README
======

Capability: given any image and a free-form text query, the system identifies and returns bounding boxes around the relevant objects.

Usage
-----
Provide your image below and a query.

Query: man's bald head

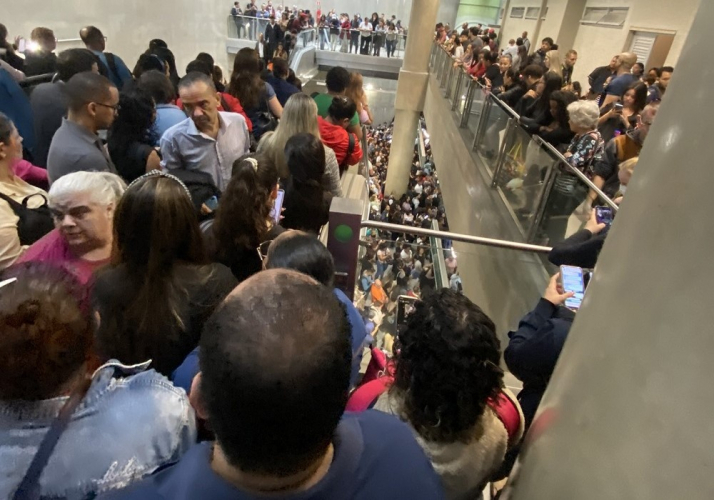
[80,26,105,51]
[199,269,351,476]
[619,52,637,70]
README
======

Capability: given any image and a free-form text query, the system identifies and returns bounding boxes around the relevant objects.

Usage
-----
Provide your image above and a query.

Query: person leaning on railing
[543,100,605,243]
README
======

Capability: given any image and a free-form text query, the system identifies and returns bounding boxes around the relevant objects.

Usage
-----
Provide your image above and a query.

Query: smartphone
[614,102,624,113]
[269,189,285,224]
[17,38,26,53]
[560,265,585,311]
[204,195,219,211]
[396,295,419,334]
[595,206,613,226]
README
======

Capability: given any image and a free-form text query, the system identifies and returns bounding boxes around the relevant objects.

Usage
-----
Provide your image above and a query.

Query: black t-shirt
[281,183,331,234]
[108,139,156,183]
[93,263,237,377]
[207,223,285,283]
[23,51,58,77]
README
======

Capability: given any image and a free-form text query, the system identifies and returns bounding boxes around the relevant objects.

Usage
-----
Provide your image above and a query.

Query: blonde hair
[546,50,563,78]
[618,156,638,186]
[257,93,320,179]
[345,72,365,106]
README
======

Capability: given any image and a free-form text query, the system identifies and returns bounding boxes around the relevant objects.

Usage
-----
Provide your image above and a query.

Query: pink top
[17,229,110,285]
[12,159,49,190]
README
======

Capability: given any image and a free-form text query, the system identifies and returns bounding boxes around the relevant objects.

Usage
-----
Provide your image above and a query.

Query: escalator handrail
[361,220,553,254]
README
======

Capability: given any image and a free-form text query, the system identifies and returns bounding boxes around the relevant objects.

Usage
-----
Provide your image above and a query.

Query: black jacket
[504,298,574,427]
[548,228,608,269]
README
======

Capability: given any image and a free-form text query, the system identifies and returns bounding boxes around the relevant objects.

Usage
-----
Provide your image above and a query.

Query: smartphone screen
[204,195,219,211]
[396,295,419,334]
[270,189,285,225]
[595,206,613,225]
[560,265,584,311]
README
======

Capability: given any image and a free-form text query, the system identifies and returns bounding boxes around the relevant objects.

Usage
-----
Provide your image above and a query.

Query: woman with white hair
[543,100,605,244]
[257,93,343,197]
[18,171,126,285]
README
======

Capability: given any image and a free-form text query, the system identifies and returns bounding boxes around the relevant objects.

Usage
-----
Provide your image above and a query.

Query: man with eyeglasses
[47,72,119,184]
[80,26,132,90]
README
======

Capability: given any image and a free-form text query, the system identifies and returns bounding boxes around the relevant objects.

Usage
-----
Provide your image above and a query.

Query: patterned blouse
[555,130,605,194]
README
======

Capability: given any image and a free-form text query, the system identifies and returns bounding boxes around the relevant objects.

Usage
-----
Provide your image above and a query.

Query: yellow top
[0,175,49,270]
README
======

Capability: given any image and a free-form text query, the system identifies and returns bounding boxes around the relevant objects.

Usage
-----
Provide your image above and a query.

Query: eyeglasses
[93,102,121,113]
[257,240,274,265]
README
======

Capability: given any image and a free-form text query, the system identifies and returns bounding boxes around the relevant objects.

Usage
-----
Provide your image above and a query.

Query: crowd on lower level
[0,15,671,500]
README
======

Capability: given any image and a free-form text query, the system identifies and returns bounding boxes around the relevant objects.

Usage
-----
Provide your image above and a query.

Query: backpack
[104,53,121,86]
[0,191,54,245]
[170,169,221,221]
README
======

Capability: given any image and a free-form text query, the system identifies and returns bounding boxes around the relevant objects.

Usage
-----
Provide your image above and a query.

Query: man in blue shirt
[160,72,250,192]
[106,269,444,500]
[80,26,132,90]
[599,52,638,109]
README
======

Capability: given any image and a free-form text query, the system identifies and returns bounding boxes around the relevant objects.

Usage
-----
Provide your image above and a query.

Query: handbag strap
[12,376,92,500]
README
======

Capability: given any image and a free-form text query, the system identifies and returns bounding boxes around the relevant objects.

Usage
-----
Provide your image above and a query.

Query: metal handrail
[361,220,553,254]
[532,135,619,211]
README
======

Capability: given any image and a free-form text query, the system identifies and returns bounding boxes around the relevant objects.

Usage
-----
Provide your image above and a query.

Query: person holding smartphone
[505,273,576,428]
[597,81,647,143]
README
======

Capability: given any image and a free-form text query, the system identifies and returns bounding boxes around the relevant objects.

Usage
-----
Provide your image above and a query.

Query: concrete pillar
[384,0,441,197]
[506,0,714,498]
[555,0,587,52]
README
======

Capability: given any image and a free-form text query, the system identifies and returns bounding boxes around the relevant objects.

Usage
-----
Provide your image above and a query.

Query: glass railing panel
[465,83,488,135]
[226,15,271,41]
[474,97,514,175]
[454,71,471,119]
[529,161,616,248]
[496,133,563,241]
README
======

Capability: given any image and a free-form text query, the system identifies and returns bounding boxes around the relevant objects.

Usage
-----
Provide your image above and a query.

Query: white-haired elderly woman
[544,100,605,244]
[18,171,126,285]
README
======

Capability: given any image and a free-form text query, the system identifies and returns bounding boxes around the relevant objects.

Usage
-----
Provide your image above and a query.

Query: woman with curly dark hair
[107,89,161,183]
[206,153,284,282]
[372,289,523,498]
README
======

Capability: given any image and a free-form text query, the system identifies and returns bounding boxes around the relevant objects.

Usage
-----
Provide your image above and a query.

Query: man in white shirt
[503,39,518,59]
[160,72,250,192]
[359,19,372,55]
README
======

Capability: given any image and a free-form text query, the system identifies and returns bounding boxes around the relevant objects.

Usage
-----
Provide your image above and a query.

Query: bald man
[79,25,132,90]
[600,52,639,108]
[109,269,445,500]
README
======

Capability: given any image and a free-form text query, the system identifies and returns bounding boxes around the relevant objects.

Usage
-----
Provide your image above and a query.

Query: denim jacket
[0,360,197,500]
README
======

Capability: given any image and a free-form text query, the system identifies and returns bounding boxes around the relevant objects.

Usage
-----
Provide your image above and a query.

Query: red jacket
[318,116,363,166]
[176,92,253,132]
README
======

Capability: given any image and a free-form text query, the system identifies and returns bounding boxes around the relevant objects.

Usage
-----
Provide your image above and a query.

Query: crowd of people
[0,12,676,500]
[436,22,670,244]
[230,3,408,58]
